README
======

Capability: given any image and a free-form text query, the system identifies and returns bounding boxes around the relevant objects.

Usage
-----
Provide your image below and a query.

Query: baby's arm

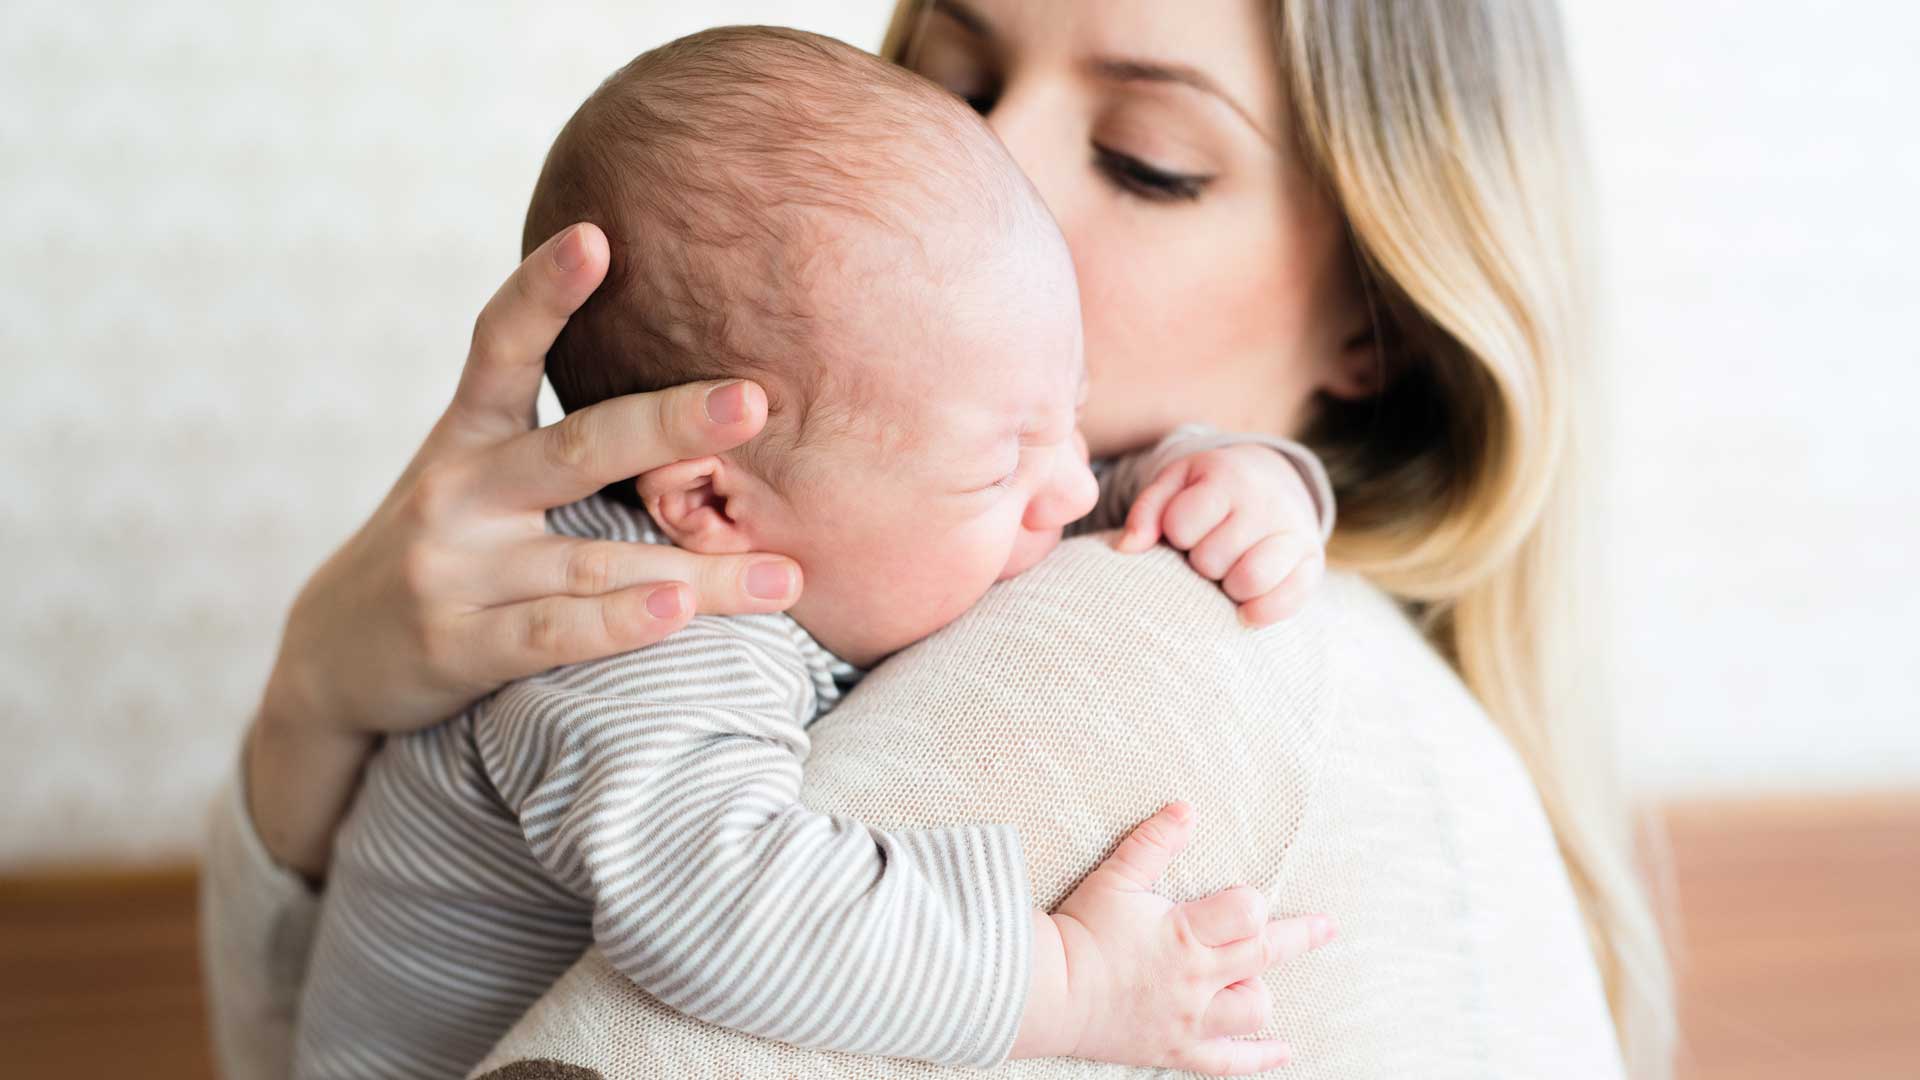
[479,619,1319,1073]
[1096,424,1335,626]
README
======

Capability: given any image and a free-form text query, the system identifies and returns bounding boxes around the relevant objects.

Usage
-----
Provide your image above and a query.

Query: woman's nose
[984,83,1079,233]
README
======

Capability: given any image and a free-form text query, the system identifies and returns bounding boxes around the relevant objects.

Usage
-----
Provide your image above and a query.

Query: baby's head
[525,27,1096,667]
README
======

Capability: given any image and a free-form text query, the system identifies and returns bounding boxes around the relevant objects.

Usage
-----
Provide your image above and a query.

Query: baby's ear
[637,457,756,555]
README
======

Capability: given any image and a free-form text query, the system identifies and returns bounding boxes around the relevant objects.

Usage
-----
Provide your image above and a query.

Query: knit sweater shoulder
[471,535,1626,1080]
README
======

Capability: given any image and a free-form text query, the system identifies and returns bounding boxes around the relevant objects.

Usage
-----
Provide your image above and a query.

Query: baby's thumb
[1096,802,1196,890]
[1115,463,1190,553]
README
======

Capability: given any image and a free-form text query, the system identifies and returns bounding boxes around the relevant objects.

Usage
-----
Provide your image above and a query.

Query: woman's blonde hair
[887,2,1675,1074]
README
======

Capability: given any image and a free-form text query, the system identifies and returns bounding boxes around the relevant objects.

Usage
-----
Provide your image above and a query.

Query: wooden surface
[1,793,1915,1079]
[1662,792,1920,1080]
[0,867,214,1078]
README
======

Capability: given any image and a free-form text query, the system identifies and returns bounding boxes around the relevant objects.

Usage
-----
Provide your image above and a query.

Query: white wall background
[1562,2,1920,793]
[1,0,1914,866]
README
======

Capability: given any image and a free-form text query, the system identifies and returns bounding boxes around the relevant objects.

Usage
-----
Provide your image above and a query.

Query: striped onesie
[290,428,1331,1080]
[291,496,1034,1080]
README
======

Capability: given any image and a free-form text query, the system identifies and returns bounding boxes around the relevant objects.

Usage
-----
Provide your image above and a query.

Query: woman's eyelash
[1092,144,1212,203]
[935,78,1208,204]
[989,470,1019,490]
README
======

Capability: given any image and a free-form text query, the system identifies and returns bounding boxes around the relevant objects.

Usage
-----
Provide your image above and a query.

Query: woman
[203,0,1672,1077]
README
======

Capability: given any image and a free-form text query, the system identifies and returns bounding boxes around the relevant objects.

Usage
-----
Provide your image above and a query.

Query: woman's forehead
[932,0,1283,134]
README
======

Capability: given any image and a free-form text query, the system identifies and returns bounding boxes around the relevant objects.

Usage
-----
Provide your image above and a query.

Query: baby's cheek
[997,527,1063,583]
[879,518,1011,623]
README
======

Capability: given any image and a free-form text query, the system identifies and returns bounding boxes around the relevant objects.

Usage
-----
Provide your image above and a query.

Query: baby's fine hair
[523,25,1030,488]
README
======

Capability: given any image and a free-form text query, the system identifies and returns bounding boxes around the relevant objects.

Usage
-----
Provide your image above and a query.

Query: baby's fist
[1117,445,1326,626]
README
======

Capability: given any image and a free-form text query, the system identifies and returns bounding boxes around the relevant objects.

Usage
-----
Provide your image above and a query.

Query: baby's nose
[1025,453,1100,532]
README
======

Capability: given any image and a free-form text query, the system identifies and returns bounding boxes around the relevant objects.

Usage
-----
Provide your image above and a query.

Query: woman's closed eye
[915,59,1212,206]
[1093,143,1213,203]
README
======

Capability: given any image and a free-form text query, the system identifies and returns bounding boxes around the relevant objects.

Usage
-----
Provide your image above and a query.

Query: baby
[293,26,1333,1080]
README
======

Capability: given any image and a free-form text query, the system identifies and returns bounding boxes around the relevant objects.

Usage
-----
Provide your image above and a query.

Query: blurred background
[1,1,1914,1077]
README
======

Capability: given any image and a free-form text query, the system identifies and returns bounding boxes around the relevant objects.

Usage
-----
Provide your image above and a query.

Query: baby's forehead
[804,246,1082,450]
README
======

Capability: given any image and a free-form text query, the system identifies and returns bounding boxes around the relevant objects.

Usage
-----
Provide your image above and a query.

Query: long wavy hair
[883,2,1675,1074]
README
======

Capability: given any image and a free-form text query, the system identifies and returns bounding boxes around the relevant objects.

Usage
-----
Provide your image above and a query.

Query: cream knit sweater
[204,537,1623,1080]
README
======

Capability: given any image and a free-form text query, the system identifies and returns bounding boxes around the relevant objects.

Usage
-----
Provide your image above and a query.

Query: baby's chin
[996,528,1064,583]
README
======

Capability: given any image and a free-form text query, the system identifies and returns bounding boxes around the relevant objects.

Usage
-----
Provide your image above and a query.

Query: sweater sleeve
[1086,423,1336,541]
[199,755,322,1080]
[474,617,1033,1069]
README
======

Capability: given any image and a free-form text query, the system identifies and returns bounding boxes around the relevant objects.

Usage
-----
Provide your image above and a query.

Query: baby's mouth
[998,530,1063,582]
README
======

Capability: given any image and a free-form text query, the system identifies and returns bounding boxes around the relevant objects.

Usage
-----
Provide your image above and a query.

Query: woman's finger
[1092,802,1196,890]
[488,536,802,613]
[1178,885,1268,947]
[464,584,699,683]
[1202,978,1273,1038]
[451,223,611,435]
[477,379,770,512]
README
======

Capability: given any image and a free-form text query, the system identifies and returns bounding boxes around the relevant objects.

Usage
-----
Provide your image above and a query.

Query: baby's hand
[1115,444,1326,626]
[1012,803,1335,1073]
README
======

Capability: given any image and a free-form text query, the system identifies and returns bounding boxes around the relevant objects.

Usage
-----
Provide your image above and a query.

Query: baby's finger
[1115,462,1191,553]
[1202,979,1274,1038]
[1239,551,1326,627]
[1091,802,1196,890]
[1186,512,1273,581]
[1178,885,1269,947]
[1162,480,1233,551]
[1213,915,1336,984]
[1221,532,1312,604]
[1172,1037,1294,1076]
[1270,913,1337,962]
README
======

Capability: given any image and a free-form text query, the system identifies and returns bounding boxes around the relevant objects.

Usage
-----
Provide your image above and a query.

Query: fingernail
[706,380,749,425]
[553,225,585,272]
[1312,916,1337,946]
[645,584,684,619]
[746,561,792,600]
[1166,801,1193,823]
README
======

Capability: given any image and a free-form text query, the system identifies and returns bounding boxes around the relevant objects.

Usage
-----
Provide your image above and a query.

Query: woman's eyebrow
[1086,56,1274,143]
[927,0,1273,143]
[930,0,991,39]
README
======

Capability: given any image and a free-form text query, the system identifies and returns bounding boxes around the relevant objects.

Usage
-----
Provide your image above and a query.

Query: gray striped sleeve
[473,615,1033,1068]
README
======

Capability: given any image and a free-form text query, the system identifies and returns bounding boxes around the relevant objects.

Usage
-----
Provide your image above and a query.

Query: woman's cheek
[1073,233,1165,453]
[1079,226,1233,453]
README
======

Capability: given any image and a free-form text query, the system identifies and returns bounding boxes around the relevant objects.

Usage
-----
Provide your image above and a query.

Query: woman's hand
[247,223,803,879]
